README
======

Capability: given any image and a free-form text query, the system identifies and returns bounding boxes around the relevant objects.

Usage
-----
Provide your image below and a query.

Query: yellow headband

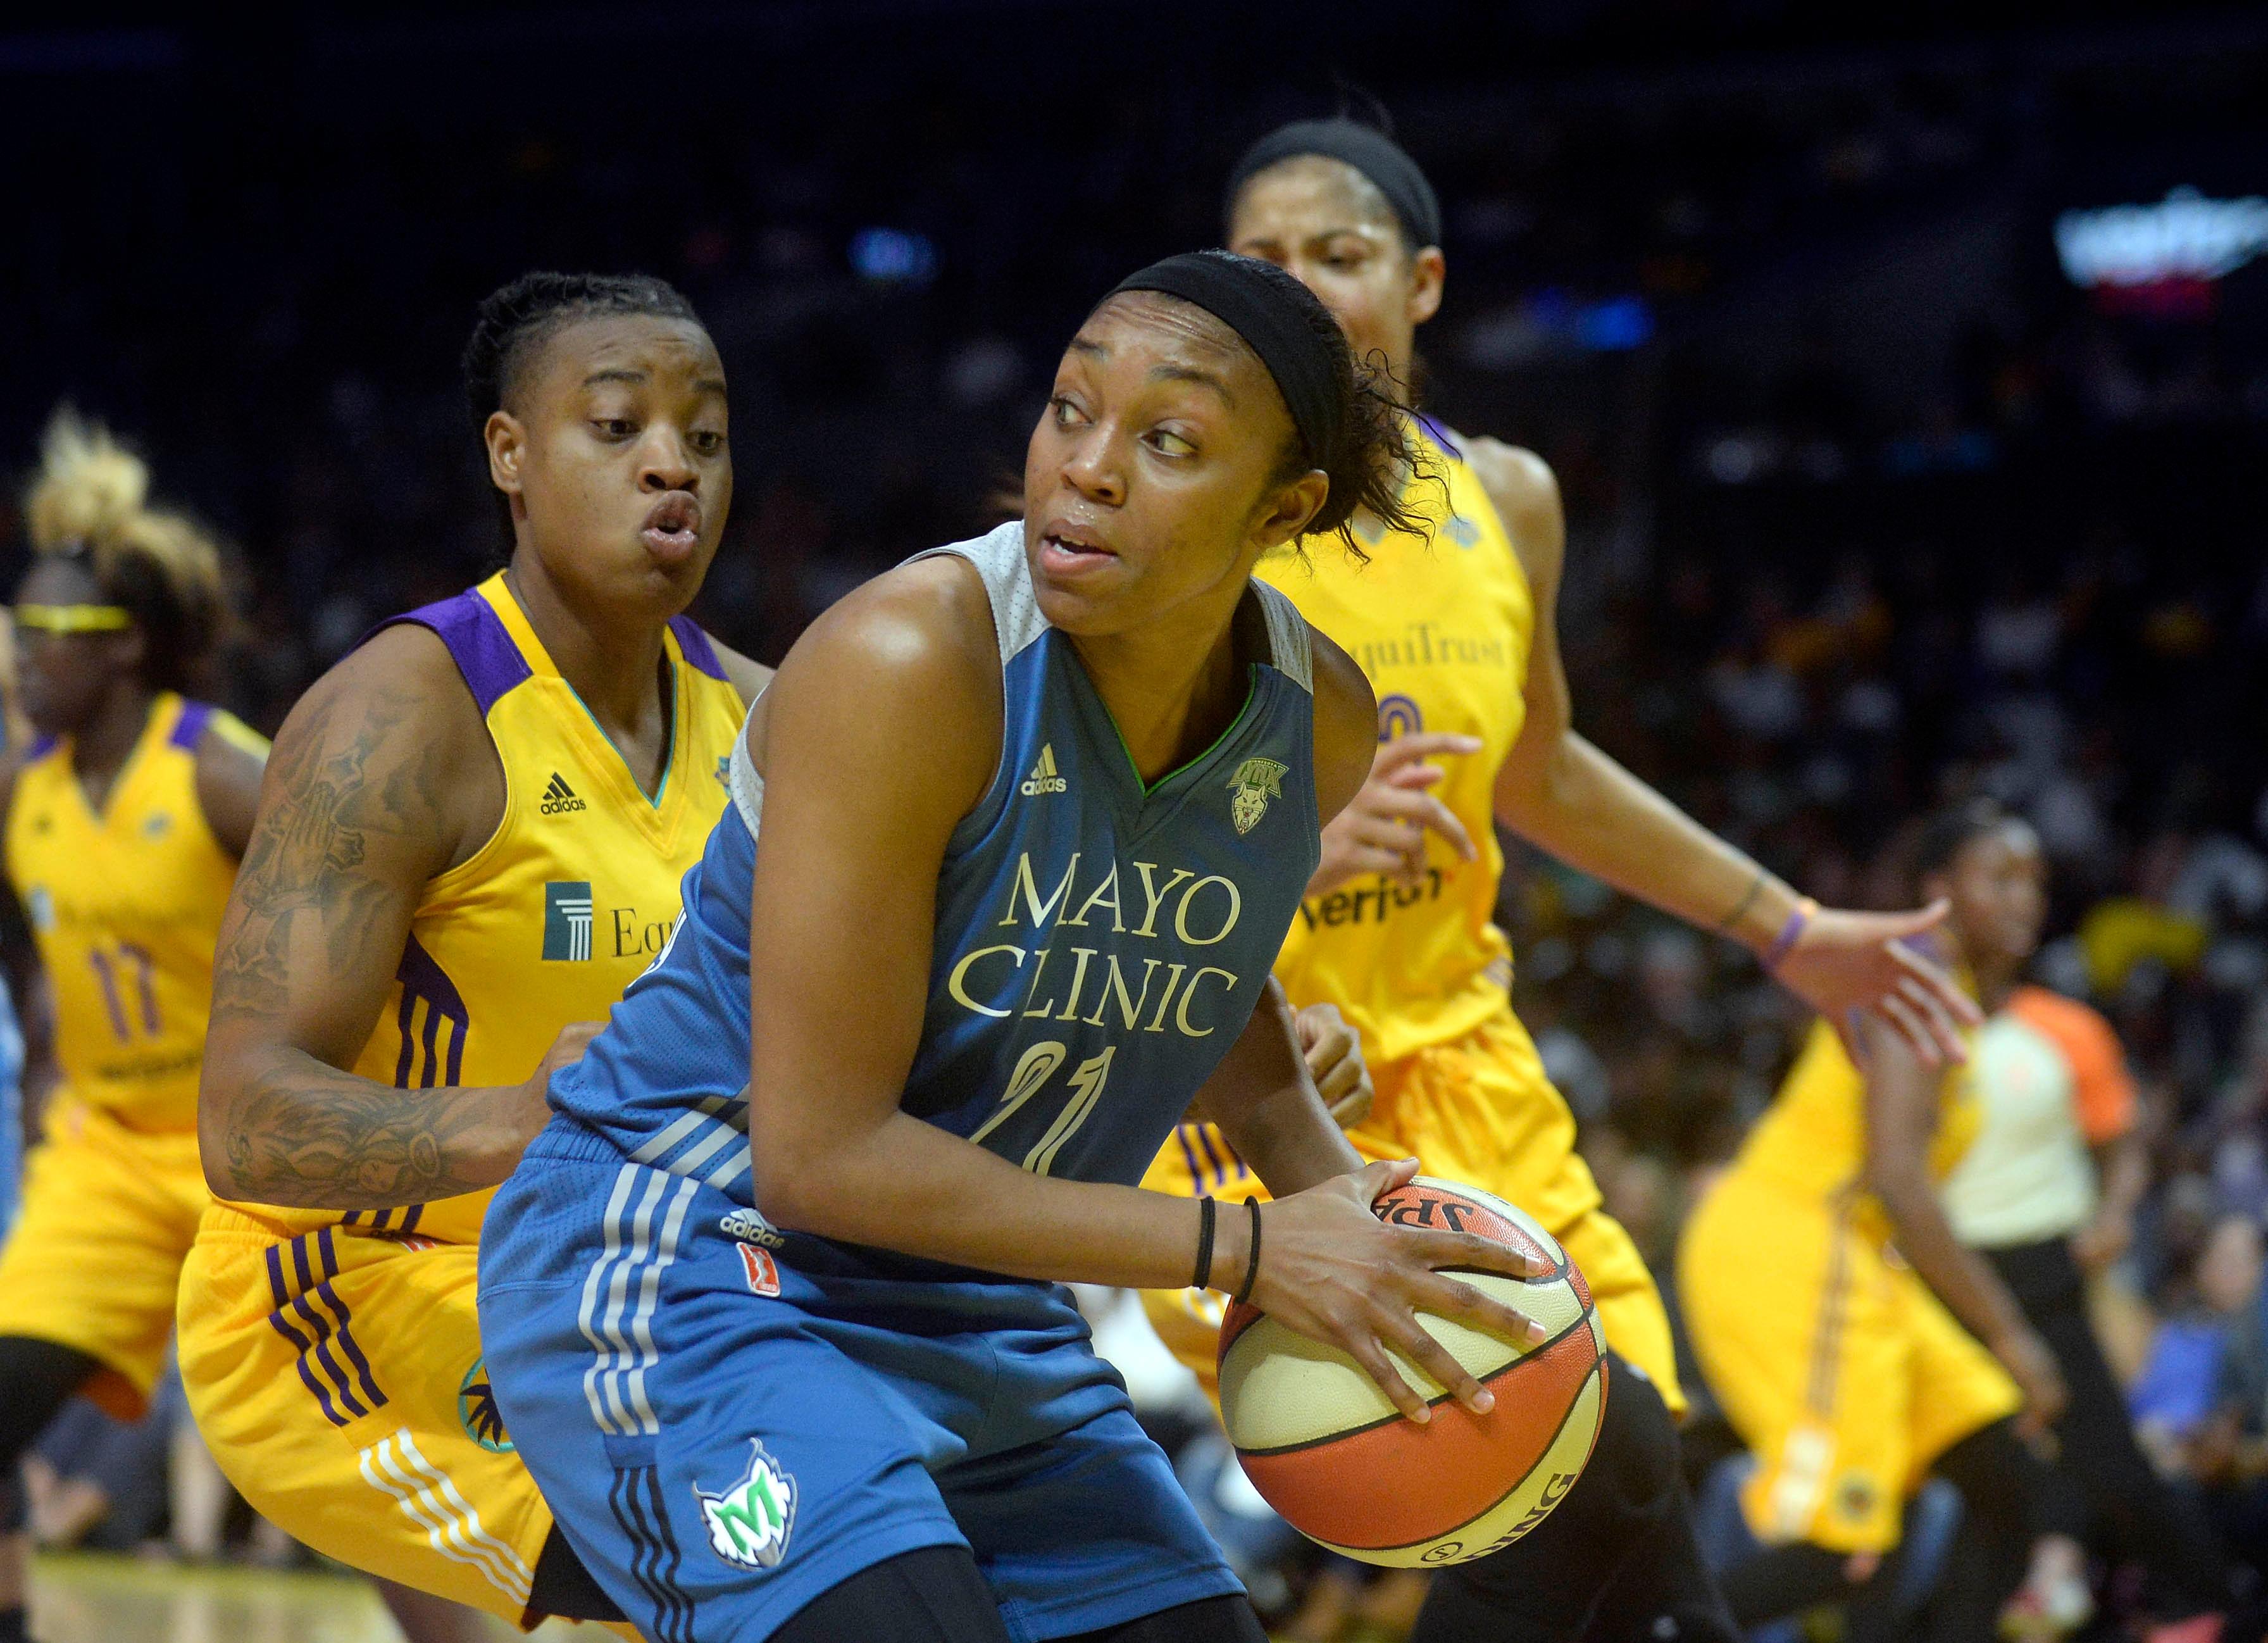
[12,604,132,634]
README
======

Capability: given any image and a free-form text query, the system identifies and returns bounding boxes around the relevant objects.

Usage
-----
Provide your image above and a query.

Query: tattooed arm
[198,626,563,1209]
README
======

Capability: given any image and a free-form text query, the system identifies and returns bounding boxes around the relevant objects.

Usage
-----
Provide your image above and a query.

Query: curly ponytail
[23,409,226,694]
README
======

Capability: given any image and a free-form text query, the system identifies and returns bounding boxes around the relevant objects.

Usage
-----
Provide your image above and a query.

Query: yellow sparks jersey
[6,694,266,1132]
[1256,419,1536,1065]
[221,575,745,1247]
[1728,1015,1984,1240]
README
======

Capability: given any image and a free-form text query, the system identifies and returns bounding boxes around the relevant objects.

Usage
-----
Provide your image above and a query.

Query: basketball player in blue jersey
[478,251,1554,1643]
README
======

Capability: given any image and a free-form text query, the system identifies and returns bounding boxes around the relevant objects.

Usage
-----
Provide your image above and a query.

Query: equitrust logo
[542,881,594,961]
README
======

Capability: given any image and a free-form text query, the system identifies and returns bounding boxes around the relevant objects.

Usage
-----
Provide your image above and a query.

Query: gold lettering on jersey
[1173,877,1241,947]
[1000,853,1081,928]
[1174,968,1237,1037]
[956,854,1250,1041]
[1062,864,1125,932]
[1130,863,1193,937]
[947,944,1025,1018]
[1083,955,1164,1031]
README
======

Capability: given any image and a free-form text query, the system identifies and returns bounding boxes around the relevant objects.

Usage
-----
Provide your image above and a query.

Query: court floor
[27,1552,613,1642]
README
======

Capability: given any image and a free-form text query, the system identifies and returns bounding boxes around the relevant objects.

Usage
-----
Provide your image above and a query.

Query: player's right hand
[1297,1003,1373,1130]
[1244,1157,1549,1424]
[1309,733,1482,896]
[1993,1323,2069,1437]
[511,1021,606,1139]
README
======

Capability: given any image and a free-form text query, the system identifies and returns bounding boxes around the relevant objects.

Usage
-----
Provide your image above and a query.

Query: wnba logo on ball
[1218,1178,1604,1568]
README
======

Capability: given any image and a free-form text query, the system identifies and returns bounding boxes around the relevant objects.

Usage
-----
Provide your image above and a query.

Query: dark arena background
[2,3,2265,1638]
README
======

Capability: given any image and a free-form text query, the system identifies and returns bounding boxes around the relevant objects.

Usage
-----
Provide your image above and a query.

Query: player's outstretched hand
[1991,1322,2071,1439]
[1248,1157,1549,1424]
[1310,733,1482,896]
[1773,901,1983,1066]
[1298,1003,1373,1130]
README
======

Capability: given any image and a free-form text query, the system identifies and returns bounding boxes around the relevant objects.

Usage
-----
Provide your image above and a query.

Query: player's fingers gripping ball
[1217,1177,1605,1566]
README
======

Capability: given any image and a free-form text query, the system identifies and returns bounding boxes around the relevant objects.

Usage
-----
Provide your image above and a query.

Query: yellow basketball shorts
[0,1097,206,1419]
[1676,1169,2021,1554]
[178,1208,553,1625]
[1139,1006,1682,1413]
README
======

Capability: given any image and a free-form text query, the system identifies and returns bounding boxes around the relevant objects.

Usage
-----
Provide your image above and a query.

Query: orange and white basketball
[1216,1176,1606,1567]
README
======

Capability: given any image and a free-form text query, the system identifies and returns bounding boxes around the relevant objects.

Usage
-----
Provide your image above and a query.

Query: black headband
[1226,118,1442,251]
[1106,251,1341,470]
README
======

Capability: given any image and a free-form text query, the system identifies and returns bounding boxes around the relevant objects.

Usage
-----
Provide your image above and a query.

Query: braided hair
[23,408,226,694]
[460,271,702,438]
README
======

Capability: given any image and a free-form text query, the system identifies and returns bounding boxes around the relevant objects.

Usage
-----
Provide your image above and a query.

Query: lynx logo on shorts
[542,881,594,961]
[697,1440,797,1570]
[1227,758,1287,835]
[458,1356,514,1454]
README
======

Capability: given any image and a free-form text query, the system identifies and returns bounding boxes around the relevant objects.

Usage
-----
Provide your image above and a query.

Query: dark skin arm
[200,625,770,1210]
[747,562,1544,1421]
[198,625,556,1207]
[1859,1012,2069,1435]
[1473,440,1976,1064]
[190,721,269,859]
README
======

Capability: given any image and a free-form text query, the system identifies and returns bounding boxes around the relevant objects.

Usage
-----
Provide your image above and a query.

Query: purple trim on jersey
[26,734,57,762]
[667,616,727,682]
[392,932,469,1089]
[168,699,215,751]
[1414,413,1462,461]
[364,589,531,717]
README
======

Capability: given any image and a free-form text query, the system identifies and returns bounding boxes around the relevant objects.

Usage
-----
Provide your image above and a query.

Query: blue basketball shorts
[477,1134,1240,1642]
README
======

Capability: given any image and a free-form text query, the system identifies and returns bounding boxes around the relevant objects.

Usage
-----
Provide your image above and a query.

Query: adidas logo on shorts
[1019,742,1068,797]
[540,772,587,816]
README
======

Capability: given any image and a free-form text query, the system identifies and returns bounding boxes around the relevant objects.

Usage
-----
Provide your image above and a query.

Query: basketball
[1216,1176,1606,1567]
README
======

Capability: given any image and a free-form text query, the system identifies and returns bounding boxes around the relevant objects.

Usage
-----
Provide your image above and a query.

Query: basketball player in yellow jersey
[179,273,767,1634]
[0,411,265,1643]
[1681,803,2067,1640]
[1138,121,1984,1643]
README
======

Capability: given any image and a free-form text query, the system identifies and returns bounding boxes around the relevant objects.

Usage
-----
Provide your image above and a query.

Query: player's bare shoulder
[1461,436,1564,575]
[268,622,501,875]
[1305,623,1378,826]
[754,553,1002,811]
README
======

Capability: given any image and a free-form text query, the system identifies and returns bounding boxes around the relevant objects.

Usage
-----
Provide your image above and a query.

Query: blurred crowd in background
[3,1,2266,1631]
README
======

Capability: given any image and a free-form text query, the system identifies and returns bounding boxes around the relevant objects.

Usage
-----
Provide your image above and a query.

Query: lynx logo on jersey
[1228,758,1287,835]
[697,1440,797,1570]
[542,881,594,961]
[1020,742,1068,796]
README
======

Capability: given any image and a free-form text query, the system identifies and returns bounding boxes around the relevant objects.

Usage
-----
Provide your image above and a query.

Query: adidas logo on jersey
[1019,743,1068,797]
[539,773,587,816]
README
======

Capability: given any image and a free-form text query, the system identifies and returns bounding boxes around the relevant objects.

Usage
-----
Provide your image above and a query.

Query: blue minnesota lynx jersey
[542,522,1321,1215]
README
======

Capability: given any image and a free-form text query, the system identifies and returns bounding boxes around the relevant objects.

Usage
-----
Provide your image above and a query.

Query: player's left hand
[1772,900,1982,1066]
[1298,1003,1373,1130]
[2071,1206,2133,1274]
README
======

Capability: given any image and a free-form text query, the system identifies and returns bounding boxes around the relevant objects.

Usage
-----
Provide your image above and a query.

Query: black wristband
[1233,1197,1262,1307]
[1716,867,1766,932]
[1192,1196,1218,1291]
